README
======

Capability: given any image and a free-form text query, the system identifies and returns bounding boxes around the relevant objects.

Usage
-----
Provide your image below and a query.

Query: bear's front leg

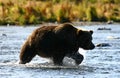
[67,52,84,65]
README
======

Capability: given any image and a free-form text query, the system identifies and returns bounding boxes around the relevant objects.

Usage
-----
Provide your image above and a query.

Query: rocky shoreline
[0,21,119,27]
[40,21,120,27]
[72,21,120,26]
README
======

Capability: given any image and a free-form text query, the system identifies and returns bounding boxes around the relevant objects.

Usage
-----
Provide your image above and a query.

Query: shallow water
[0,24,120,78]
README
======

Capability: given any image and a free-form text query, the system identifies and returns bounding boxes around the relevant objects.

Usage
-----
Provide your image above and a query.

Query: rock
[96,43,111,47]
[97,27,111,30]
[107,20,114,24]
[107,36,120,39]
[2,33,7,37]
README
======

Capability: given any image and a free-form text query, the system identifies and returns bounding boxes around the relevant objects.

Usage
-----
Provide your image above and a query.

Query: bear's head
[77,30,95,50]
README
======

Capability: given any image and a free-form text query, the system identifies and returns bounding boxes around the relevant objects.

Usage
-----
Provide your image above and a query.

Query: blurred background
[0,0,120,25]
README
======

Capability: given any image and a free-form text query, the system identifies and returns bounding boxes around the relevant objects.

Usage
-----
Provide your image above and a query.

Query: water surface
[0,24,120,78]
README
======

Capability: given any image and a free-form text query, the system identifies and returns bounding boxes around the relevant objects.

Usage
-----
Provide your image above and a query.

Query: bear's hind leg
[52,55,65,65]
[19,43,36,64]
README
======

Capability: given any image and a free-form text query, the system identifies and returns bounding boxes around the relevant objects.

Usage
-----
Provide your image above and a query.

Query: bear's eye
[85,39,91,43]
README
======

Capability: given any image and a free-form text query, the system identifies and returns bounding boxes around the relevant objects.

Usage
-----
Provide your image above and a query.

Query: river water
[0,24,120,78]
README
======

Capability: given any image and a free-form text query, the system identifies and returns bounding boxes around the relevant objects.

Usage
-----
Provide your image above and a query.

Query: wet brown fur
[19,23,95,65]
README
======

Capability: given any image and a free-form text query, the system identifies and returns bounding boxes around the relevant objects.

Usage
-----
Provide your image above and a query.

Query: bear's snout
[82,42,95,50]
[87,42,95,50]
[89,44,95,50]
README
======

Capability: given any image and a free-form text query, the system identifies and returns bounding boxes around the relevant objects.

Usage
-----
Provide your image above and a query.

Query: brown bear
[19,23,95,65]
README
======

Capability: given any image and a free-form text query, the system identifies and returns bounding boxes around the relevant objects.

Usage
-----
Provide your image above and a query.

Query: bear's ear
[90,30,93,35]
[77,30,83,35]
